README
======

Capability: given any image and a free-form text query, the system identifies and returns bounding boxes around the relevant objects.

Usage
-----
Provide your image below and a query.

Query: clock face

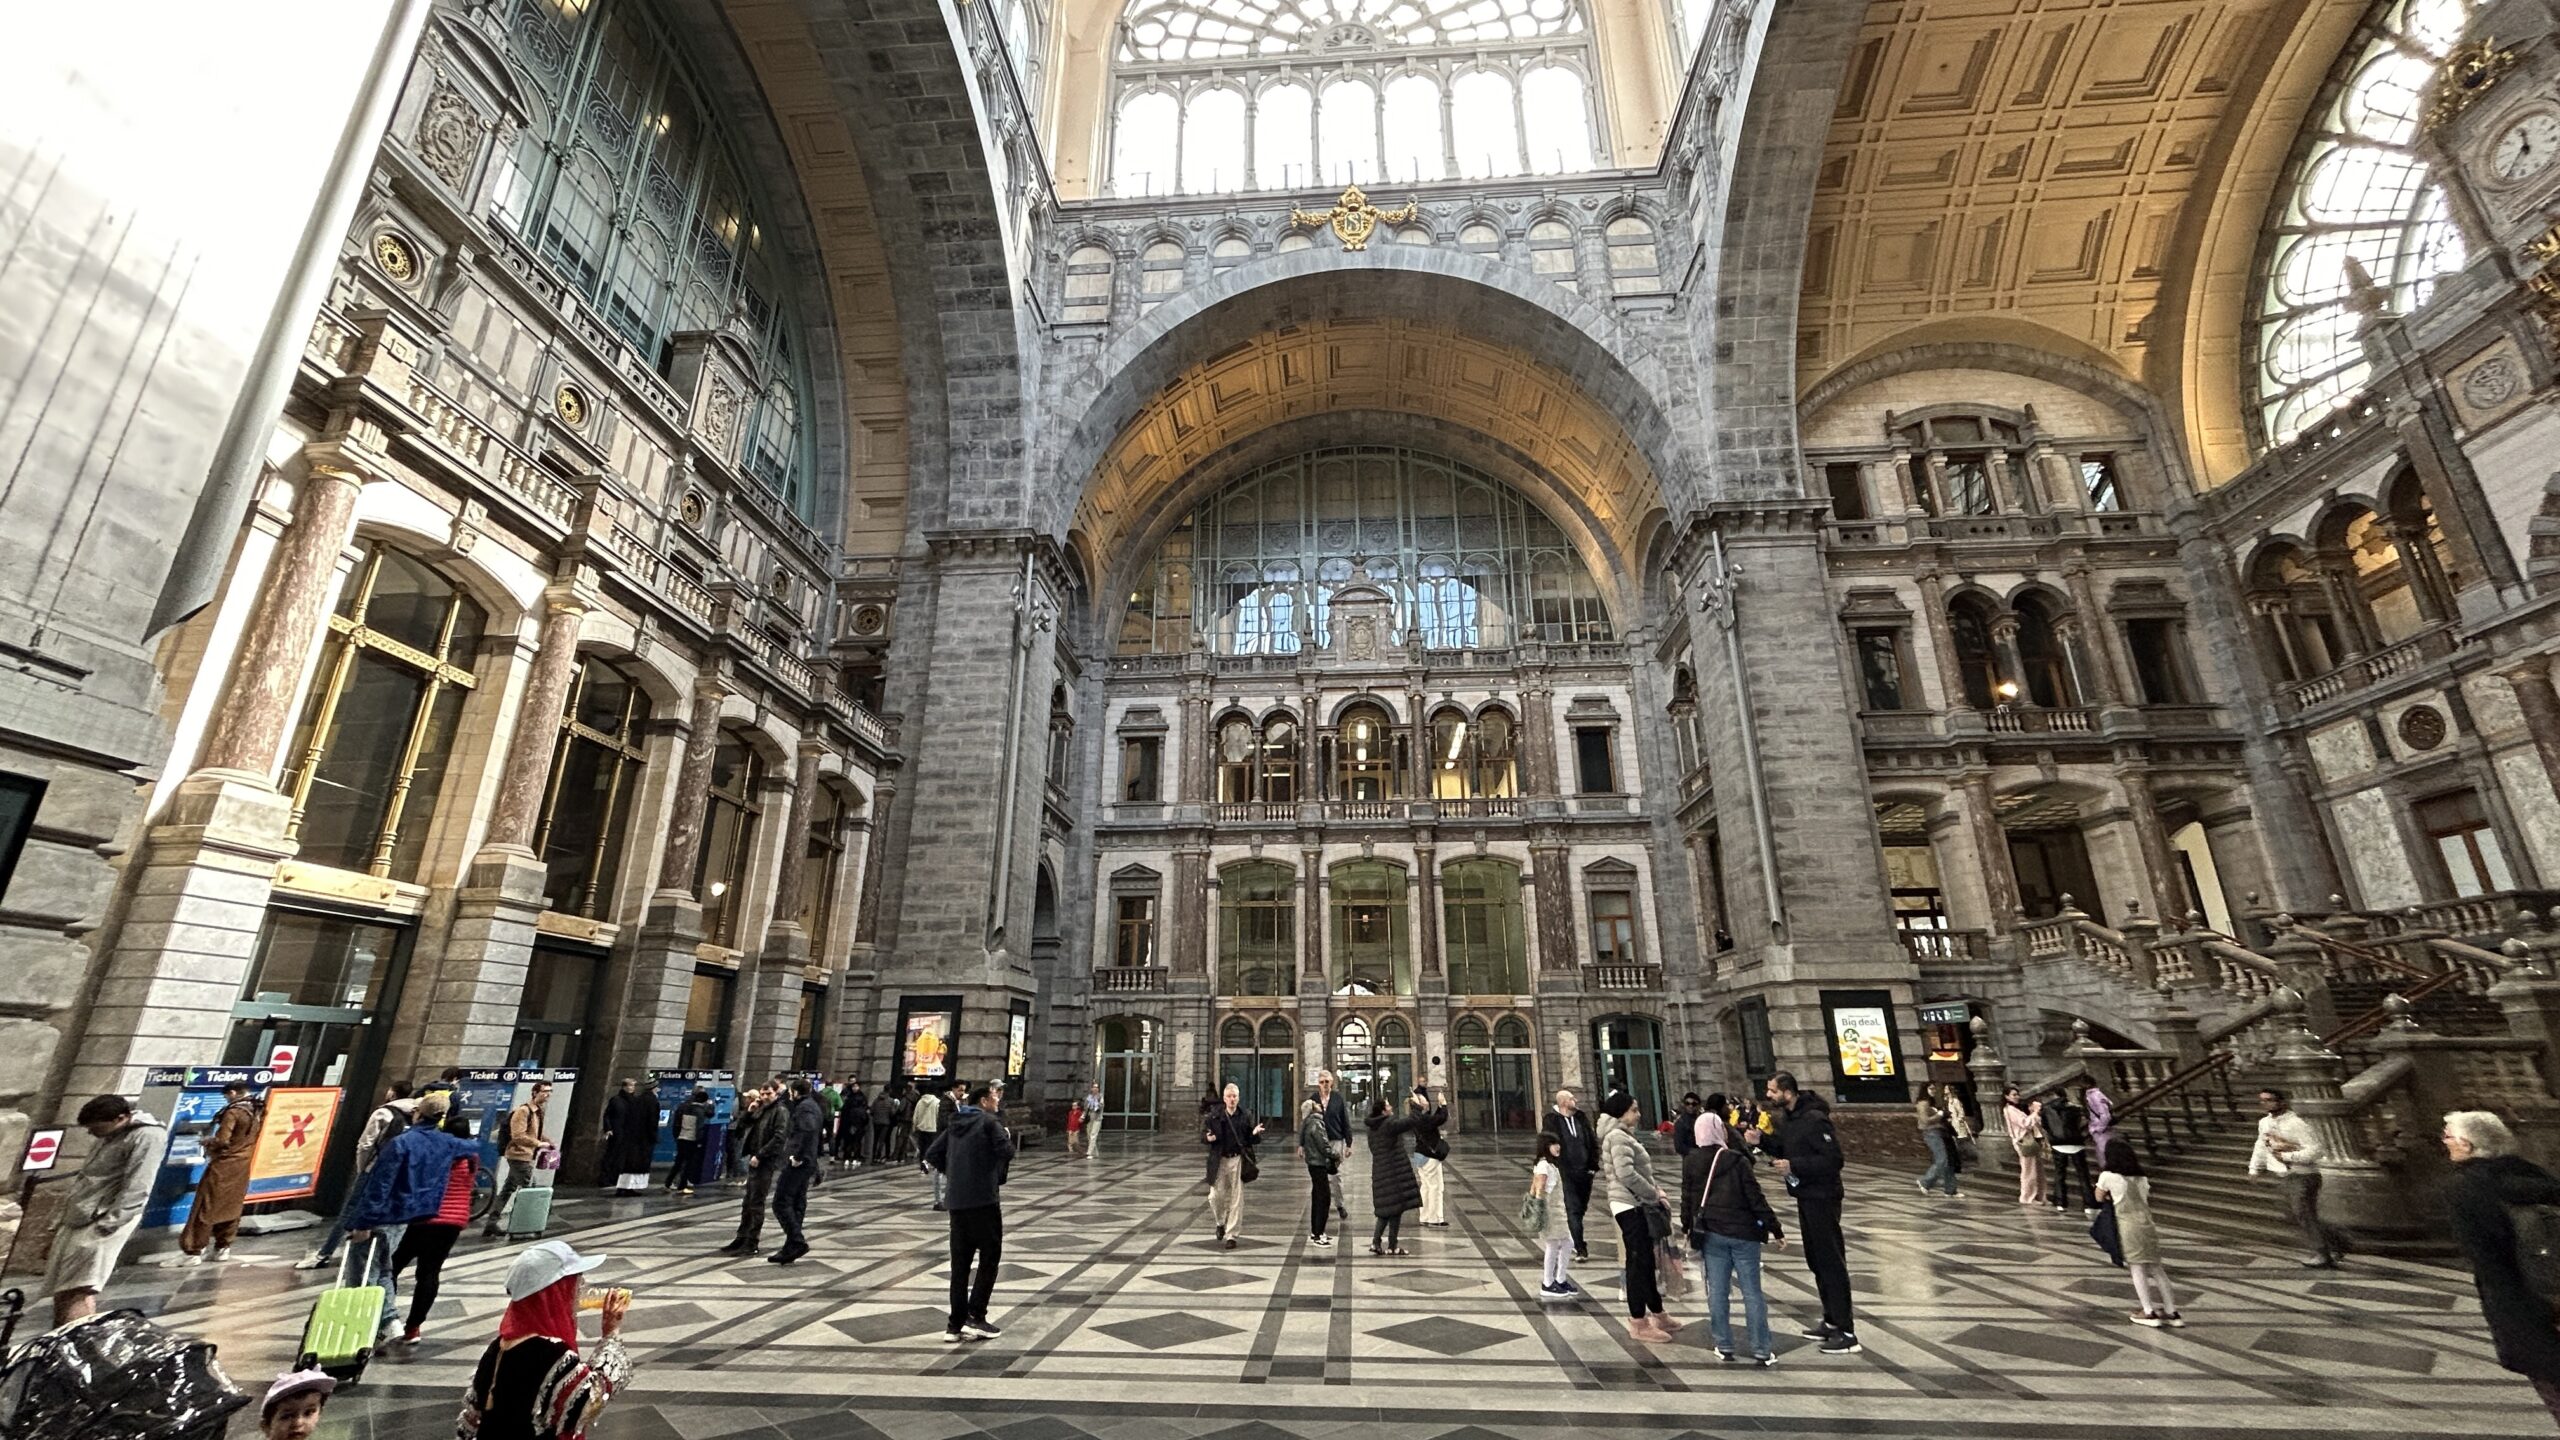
[2492,112,2560,182]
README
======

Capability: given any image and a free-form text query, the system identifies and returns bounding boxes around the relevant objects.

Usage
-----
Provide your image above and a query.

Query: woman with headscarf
[459,1240,633,1440]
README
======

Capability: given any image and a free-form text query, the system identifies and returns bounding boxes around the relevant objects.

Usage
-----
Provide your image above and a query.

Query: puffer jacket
[1598,1112,1665,1212]
[348,1126,481,1229]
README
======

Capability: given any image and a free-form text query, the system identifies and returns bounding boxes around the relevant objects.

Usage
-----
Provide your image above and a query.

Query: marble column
[425,581,593,1073]
[2383,517,2458,625]
[1172,845,1209,976]
[602,674,727,1088]
[1530,836,1575,972]
[1414,838,1442,977]
[2313,557,2374,658]
[68,443,375,1097]
[2505,654,2560,809]
[744,744,823,1079]
[2035,445,2082,516]
[2061,565,2127,703]
[1519,680,1560,797]
[656,679,729,893]
[2113,762,2189,922]
[1914,571,1970,714]
[1958,771,2019,929]
[1890,448,1924,515]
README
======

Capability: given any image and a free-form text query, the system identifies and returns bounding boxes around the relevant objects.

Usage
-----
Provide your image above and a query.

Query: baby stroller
[0,1299,250,1440]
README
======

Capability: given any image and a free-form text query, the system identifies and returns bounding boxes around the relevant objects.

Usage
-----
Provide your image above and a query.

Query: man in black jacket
[925,1082,1017,1343]
[721,1085,791,1256]
[767,1078,826,1265]
[1749,1071,1859,1354]
[1315,1070,1353,1222]
[1538,1088,1601,1260]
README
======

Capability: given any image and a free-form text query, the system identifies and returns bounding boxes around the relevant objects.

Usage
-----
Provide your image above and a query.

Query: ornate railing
[1581,962,1663,991]
[1093,966,1168,994]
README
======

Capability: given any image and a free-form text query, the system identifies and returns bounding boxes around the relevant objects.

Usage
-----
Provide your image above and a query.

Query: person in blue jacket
[345,1092,481,1340]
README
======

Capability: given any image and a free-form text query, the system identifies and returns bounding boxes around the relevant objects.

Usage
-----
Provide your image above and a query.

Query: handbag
[1240,1151,1260,1185]
[1644,1198,1672,1241]
[1518,1190,1548,1233]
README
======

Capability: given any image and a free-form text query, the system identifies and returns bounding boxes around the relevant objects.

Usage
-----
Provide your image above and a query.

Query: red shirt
[434,1157,476,1227]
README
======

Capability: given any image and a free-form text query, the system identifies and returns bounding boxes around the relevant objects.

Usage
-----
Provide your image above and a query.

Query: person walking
[1203,1080,1263,1248]
[1688,1110,1782,1366]
[835,1080,867,1166]
[1751,1071,1860,1355]
[2086,1078,2117,1166]
[1597,1090,1678,1343]
[349,1093,481,1343]
[600,1080,658,1196]
[1315,1070,1353,1224]
[869,1084,898,1163]
[2003,1085,2048,1208]
[1529,1132,1580,1300]
[1673,1094,1705,1161]
[1413,1088,1451,1227]
[2042,1085,2095,1213]
[925,1082,1017,1342]
[2250,1087,2346,1266]
[913,1083,949,1208]
[1365,1091,1427,1255]
[1915,1086,1959,1198]
[2441,1110,2560,1424]
[458,1241,634,1440]
[721,1081,790,1257]
[663,1086,713,1197]
[301,1079,415,1269]
[179,1081,262,1263]
[1081,1079,1106,1160]
[1539,1089,1601,1261]
[1295,1097,1337,1248]
[768,1078,825,1265]
[388,1102,480,1344]
[2096,1138,2182,1328]
[482,1080,552,1238]
[43,1095,165,1328]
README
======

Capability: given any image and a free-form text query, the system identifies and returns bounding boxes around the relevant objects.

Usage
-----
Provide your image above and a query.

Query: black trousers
[2050,1148,2095,1209]
[871,1122,894,1162]
[1795,1189,1855,1335]
[1562,1173,1593,1251]
[669,1140,703,1190]
[733,1163,775,1248]
[391,1222,462,1332]
[1309,1170,1331,1238]
[1614,1208,1661,1320]
[774,1163,814,1250]
[949,1203,1003,1328]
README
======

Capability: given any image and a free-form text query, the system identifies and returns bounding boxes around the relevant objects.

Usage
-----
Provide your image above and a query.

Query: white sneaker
[210,1245,233,1263]
[293,1251,331,1271]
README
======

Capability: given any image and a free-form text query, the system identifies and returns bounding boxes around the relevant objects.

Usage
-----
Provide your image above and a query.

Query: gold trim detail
[1289,185,1421,252]
[373,232,419,283]
[555,383,589,428]
[2523,222,2560,265]
[2426,38,2518,131]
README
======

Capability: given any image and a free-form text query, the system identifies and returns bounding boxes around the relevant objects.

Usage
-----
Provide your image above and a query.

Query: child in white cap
[259,1368,335,1440]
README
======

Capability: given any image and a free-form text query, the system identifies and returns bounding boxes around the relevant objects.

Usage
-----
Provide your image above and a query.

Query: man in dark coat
[869,1085,899,1163]
[600,1079,659,1194]
[925,1082,1017,1342]
[722,1083,791,1256]
[2444,1109,2560,1422]
[1751,1071,1859,1355]
[768,1078,826,1264]
[835,1081,868,1164]
[1539,1088,1601,1260]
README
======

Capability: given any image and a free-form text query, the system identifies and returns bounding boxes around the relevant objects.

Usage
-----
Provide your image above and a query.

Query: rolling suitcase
[502,1184,553,1239]
[296,1250,384,1383]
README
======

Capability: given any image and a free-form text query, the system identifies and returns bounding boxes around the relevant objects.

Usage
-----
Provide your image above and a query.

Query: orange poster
[247,1087,343,1202]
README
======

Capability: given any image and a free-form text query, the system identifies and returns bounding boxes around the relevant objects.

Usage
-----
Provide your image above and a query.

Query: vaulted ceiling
[1794,0,2379,485]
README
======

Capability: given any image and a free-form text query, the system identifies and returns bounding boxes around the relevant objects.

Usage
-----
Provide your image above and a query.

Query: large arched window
[1219,861,1297,995]
[535,655,654,917]
[1430,705,1518,799]
[2249,0,2473,446]
[491,0,817,516]
[1119,447,1615,654]
[1331,702,1405,801]
[1442,858,1528,994]
[282,543,486,880]
[1330,860,1412,994]
[1104,0,1601,195]
[1215,710,1299,804]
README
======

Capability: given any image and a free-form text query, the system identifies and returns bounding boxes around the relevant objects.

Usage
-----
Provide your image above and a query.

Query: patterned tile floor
[121,1134,2545,1438]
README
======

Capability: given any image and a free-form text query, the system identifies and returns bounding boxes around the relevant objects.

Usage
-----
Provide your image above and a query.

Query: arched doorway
[1216,1013,1296,1122]
[1593,1014,1667,1121]
[1334,1013,1417,1110]
[1454,1013,1539,1132]
[1094,1015,1159,1129]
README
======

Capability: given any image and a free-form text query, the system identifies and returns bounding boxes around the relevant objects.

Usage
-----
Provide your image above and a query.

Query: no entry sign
[22,1129,62,1172]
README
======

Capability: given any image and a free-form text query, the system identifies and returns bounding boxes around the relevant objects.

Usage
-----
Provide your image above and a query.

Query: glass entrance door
[1593,1014,1667,1122]
[1097,1016,1159,1128]
[223,909,410,1205]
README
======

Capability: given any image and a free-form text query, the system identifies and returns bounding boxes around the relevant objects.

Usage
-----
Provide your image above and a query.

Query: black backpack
[371,1101,411,1148]
[2509,1202,2560,1306]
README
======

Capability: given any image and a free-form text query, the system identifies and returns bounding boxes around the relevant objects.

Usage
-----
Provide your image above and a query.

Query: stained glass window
[2250,0,2473,447]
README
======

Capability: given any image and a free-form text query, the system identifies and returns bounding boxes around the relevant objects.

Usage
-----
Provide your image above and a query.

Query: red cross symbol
[281,1112,315,1149]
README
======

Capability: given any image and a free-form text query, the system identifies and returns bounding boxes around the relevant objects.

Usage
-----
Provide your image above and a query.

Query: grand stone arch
[1039,250,1706,536]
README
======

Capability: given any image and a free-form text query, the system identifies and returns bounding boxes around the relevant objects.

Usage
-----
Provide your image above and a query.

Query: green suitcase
[297,1252,384,1382]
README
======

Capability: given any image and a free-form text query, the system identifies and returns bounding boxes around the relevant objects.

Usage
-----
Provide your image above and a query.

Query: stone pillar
[2035,444,2082,516]
[852,782,895,946]
[1914,570,1971,714]
[2312,557,2373,658]
[1180,686,1211,806]
[1414,838,1442,976]
[2382,517,2458,625]
[744,744,823,1079]
[1173,846,1209,975]
[1890,447,1924,516]
[69,441,377,1097]
[1202,867,1224,987]
[1519,680,1560,797]
[600,675,726,1086]
[2061,565,2128,704]
[422,580,593,1073]
[2503,655,2560,809]
[1986,449,2029,515]
[1963,1015,2012,1174]
[1957,771,2019,928]
[1530,835,1575,972]
[2267,990,2408,1241]
[2265,930,2339,1037]
[1301,847,1325,983]
[1988,613,2027,704]
[2112,763,2188,922]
